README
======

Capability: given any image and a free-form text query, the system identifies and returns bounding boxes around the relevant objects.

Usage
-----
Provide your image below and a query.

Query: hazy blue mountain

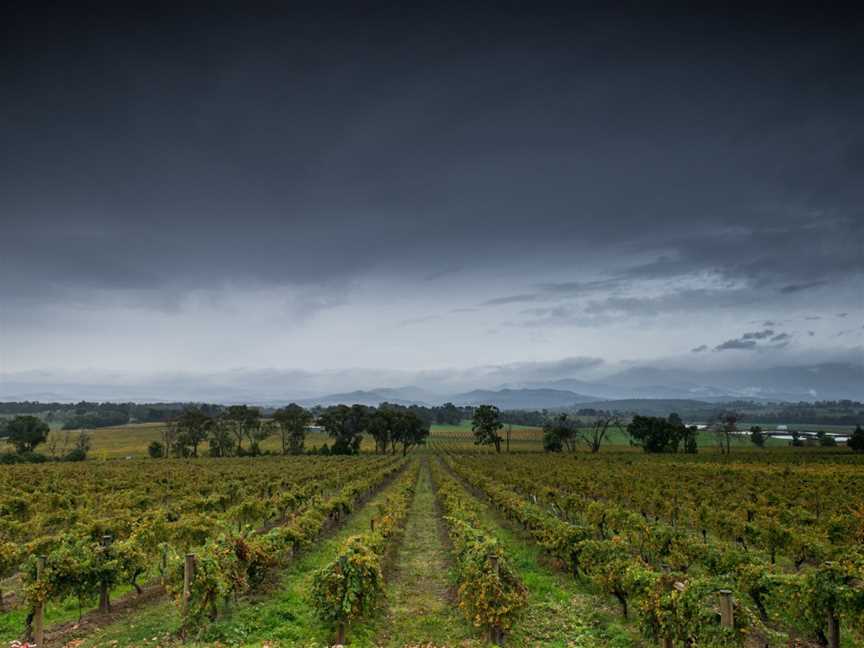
[298,390,427,407]
[448,388,597,409]
[2,361,860,406]
[522,362,863,402]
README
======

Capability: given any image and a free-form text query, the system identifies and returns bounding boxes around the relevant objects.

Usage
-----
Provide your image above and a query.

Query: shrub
[148,441,164,458]
[64,447,88,462]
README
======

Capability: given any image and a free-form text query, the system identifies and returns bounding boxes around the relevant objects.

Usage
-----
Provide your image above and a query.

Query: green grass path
[77,466,415,647]
[439,459,640,648]
[371,459,477,647]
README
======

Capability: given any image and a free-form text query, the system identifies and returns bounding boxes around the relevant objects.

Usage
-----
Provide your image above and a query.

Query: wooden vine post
[160,544,168,586]
[370,517,376,532]
[718,589,734,628]
[182,553,196,614]
[488,554,504,646]
[335,560,346,645]
[826,610,840,648]
[34,555,46,647]
[99,534,113,612]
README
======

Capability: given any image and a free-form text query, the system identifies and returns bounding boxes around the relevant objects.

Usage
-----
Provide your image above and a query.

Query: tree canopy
[4,415,50,454]
[472,405,504,453]
[627,414,696,454]
[848,425,864,453]
[273,404,313,454]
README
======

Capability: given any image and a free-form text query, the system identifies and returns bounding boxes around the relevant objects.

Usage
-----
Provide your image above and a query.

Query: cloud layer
[1,4,862,391]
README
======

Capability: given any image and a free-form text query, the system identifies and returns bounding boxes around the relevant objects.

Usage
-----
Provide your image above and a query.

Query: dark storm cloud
[780,281,829,293]
[742,329,775,340]
[515,287,765,327]
[1,2,862,318]
[481,294,543,306]
[712,328,797,351]
[480,279,623,307]
[715,339,759,351]
[691,345,709,353]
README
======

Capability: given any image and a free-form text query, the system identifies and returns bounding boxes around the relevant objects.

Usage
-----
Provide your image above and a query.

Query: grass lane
[371,458,477,647]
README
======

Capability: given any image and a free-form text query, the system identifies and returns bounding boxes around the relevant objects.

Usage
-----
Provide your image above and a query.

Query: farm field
[0,422,379,459]
[430,422,805,451]
[4,418,853,460]
[1,440,863,647]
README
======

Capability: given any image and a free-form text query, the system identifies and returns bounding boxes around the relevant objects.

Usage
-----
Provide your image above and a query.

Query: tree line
[148,402,431,458]
[0,400,222,426]
[470,406,864,455]
[0,416,91,463]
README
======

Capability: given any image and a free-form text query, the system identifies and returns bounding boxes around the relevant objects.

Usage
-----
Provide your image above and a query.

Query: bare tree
[580,415,622,453]
[161,420,178,457]
[713,412,737,455]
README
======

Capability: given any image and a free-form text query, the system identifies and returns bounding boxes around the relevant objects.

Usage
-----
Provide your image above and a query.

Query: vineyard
[1,444,862,647]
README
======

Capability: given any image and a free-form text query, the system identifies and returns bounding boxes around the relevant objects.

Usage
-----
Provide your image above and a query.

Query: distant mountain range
[581,362,863,402]
[296,362,863,409]
[298,387,595,409]
[2,361,861,408]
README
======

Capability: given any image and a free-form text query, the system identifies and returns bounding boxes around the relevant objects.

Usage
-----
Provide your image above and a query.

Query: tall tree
[5,415,50,454]
[681,425,699,454]
[435,402,463,425]
[542,413,579,452]
[367,406,393,454]
[713,412,737,455]
[847,425,864,453]
[250,420,274,455]
[208,419,236,457]
[391,409,430,456]
[749,425,766,448]
[273,404,313,454]
[161,420,178,457]
[221,405,260,453]
[319,404,368,454]
[627,415,687,453]
[174,408,213,457]
[472,405,504,453]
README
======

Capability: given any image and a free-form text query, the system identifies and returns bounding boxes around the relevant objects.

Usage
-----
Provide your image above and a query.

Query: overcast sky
[1,3,862,396]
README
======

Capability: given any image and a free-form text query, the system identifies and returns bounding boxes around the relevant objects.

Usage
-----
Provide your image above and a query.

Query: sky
[1,2,862,400]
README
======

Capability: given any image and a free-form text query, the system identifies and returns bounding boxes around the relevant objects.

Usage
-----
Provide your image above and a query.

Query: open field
[0,422,379,459]
[7,417,855,459]
[429,421,818,451]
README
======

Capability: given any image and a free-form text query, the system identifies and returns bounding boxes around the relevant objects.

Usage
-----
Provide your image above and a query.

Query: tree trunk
[99,582,110,613]
[614,592,627,618]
